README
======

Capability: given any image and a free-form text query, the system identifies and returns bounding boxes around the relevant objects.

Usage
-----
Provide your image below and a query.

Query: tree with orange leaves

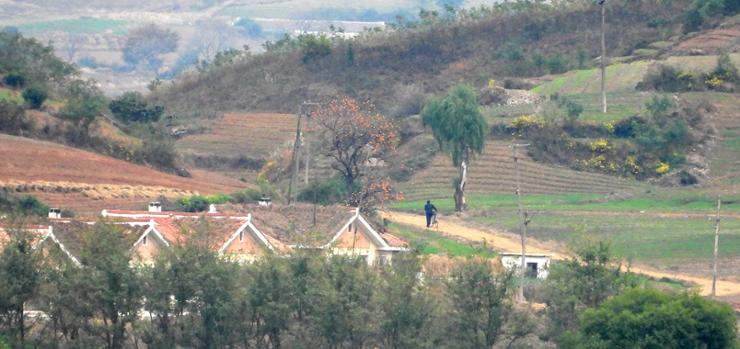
[312,97,399,195]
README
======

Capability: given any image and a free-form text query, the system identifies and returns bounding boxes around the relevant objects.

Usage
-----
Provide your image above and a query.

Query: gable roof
[222,203,409,251]
[104,211,287,257]
[240,204,359,246]
[323,210,409,252]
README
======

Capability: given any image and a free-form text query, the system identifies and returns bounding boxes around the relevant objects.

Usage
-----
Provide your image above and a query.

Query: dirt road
[384,211,740,297]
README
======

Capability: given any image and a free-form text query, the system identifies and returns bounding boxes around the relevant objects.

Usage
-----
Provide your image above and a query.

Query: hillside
[0,134,246,213]
[150,0,695,117]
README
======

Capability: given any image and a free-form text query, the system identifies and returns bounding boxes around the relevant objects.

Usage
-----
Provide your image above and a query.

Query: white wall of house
[500,253,551,279]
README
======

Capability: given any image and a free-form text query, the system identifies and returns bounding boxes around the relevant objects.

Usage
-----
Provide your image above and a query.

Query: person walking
[424,200,437,228]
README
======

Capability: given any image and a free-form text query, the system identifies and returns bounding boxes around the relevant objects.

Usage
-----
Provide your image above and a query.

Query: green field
[393,191,740,214]
[393,190,740,273]
[17,18,128,34]
[389,223,497,258]
[0,88,22,104]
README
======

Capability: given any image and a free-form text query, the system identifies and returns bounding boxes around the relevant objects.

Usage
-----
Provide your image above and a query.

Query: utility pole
[512,143,530,302]
[302,102,319,185]
[287,101,320,205]
[599,0,608,114]
[711,195,721,297]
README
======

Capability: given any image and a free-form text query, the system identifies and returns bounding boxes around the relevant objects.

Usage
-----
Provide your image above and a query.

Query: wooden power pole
[711,195,721,297]
[512,143,530,302]
[287,101,320,205]
[600,0,608,114]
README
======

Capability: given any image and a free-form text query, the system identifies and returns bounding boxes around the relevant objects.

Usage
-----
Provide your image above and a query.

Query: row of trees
[1,222,736,349]
[0,222,527,349]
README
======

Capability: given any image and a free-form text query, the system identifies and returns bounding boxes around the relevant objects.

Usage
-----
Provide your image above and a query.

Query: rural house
[101,205,289,263]
[500,252,551,279]
[235,204,410,265]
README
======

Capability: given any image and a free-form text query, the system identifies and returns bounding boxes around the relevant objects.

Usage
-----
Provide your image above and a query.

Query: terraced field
[0,134,246,214]
[176,112,300,160]
[534,54,740,96]
[398,140,639,201]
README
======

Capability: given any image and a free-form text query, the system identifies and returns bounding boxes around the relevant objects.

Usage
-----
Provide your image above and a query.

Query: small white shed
[500,252,551,279]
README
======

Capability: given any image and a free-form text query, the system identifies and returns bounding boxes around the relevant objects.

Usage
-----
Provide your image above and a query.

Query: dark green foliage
[2,73,25,88]
[234,18,263,38]
[0,32,75,87]
[574,288,738,349]
[545,240,636,342]
[140,137,177,170]
[299,34,332,63]
[59,79,105,126]
[422,84,486,210]
[710,53,739,83]
[682,0,739,33]
[109,91,164,123]
[637,64,701,92]
[0,102,27,134]
[558,96,584,120]
[0,233,41,346]
[176,195,211,212]
[0,193,48,217]
[21,86,46,109]
[298,177,350,205]
[422,84,486,167]
[445,259,513,349]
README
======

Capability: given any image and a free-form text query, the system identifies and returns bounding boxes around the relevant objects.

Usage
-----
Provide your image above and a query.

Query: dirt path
[383,211,740,297]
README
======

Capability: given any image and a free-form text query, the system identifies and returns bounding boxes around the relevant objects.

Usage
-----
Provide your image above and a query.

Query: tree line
[0,221,736,349]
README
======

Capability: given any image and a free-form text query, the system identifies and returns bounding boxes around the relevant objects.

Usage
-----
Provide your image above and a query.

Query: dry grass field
[176,112,300,160]
[398,140,640,201]
[0,134,247,213]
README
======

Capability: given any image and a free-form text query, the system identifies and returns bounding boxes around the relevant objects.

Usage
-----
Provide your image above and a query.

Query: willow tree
[422,84,486,212]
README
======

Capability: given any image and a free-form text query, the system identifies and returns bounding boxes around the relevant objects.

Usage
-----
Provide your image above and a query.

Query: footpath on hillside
[383,211,740,298]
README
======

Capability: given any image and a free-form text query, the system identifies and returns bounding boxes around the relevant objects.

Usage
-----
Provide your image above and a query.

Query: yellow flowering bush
[655,161,670,175]
[590,138,611,153]
[581,155,607,170]
[511,115,540,129]
[705,76,723,87]
[625,156,641,174]
[603,121,615,134]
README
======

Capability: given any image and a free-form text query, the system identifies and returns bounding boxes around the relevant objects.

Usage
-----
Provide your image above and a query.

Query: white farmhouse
[500,252,551,279]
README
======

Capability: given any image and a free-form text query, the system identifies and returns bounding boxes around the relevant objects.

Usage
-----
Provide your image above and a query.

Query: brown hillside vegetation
[399,140,638,200]
[0,134,246,213]
[151,0,691,117]
[177,112,298,162]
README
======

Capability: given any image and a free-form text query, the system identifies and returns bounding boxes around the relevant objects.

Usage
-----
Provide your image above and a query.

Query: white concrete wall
[500,255,550,279]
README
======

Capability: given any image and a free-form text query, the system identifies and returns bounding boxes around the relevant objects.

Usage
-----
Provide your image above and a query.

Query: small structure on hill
[499,252,551,279]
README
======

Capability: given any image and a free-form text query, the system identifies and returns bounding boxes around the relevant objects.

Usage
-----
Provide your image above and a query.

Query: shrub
[575,288,737,349]
[298,34,331,63]
[589,138,610,153]
[139,138,177,171]
[655,161,670,174]
[557,97,583,120]
[0,193,48,217]
[109,92,164,123]
[710,53,739,83]
[22,86,47,109]
[176,195,210,212]
[3,72,26,88]
[298,177,349,205]
[230,188,263,203]
[637,64,702,92]
[0,102,26,134]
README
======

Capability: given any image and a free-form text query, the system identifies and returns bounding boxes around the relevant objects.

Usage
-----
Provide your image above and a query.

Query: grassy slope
[388,223,497,258]
[152,1,687,117]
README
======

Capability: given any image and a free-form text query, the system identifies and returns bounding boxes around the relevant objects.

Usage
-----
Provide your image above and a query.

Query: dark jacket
[424,203,437,215]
